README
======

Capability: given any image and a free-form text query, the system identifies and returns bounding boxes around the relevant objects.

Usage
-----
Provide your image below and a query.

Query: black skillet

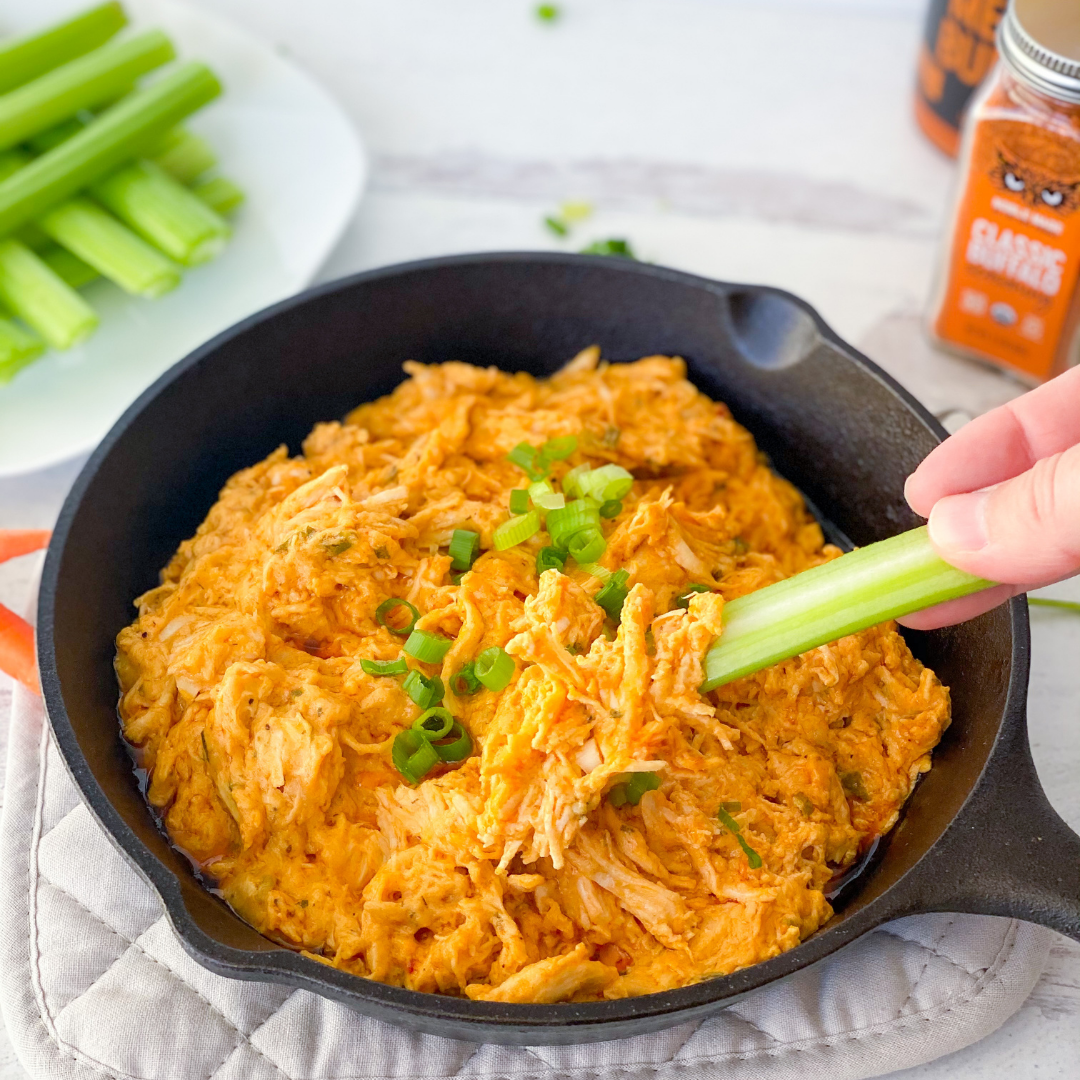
[37,253,1080,1045]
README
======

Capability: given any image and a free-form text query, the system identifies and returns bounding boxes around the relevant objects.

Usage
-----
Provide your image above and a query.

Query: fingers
[905,365,1080,517]
[897,583,1023,631]
[925,442,1080,584]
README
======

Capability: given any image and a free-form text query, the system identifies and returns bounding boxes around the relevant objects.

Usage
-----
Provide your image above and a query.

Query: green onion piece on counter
[675,583,712,608]
[38,243,98,288]
[561,463,590,499]
[544,215,567,237]
[599,499,622,519]
[0,30,176,152]
[545,499,600,549]
[150,126,217,183]
[540,434,577,461]
[375,596,419,636]
[509,488,530,515]
[528,480,565,511]
[700,526,992,691]
[431,720,472,762]
[717,805,763,869]
[576,561,610,582]
[1028,597,1080,614]
[580,463,633,503]
[536,4,560,22]
[0,315,44,384]
[567,527,606,564]
[403,628,453,664]
[474,646,514,692]
[0,2,128,97]
[412,705,454,741]
[93,159,230,266]
[392,729,440,785]
[190,174,245,216]
[402,669,444,710]
[450,662,482,696]
[360,657,408,677]
[493,509,540,550]
[448,528,479,572]
[536,546,566,575]
[0,238,97,348]
[581,238,636,259]
[39,195,180,297]
[0,61,223,237]
[595,569,630,622]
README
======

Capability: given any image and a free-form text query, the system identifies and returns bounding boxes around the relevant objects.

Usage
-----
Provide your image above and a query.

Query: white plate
[0,0,366,477]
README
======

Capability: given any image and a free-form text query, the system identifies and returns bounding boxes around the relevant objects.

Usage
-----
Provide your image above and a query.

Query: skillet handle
[911,711,1080,942]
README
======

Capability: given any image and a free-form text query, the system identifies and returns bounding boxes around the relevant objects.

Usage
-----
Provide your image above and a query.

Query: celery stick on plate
[0,316,44,384]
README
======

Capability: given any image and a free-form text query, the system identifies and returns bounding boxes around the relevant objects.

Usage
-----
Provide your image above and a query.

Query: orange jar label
[933,118,1080,380]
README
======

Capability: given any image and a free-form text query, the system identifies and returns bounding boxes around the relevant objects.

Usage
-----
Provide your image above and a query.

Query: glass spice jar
[927,0,1080,383]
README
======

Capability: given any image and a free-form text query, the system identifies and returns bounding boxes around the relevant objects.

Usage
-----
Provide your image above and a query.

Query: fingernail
[928,490,990,553]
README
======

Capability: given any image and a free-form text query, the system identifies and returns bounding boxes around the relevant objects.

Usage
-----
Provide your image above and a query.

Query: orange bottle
[928,0,1080,383]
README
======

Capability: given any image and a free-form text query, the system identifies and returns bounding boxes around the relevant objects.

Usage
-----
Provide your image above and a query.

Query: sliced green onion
[191,174,245,216]
[717,806,762,868]
[625,771,660,804]
[562,463,590,499]
[840,770,869,801]
[608,783,628,807]
[448,528,479,571]
[536,546,566,575]
[701,527,992,691]
[450,662,482,696]
[794,793,815,817]
[392,729,439,785]
[0,315,44,384]
[509,488,530,515]
[403,628,453,664]
[493,509,540,550]
[595,569,630,621]
[402,670,444,710]
[577,561,610,582]
[0,3,128,97]
[720,800,742,813]
[375,596,419,636]
[528,480,565,511]
[475,646,514,692]
[580,463,633,503]
[567,528,606,564]
[546,500,601,549]
[0,238,97,348]
[540,435,577,461]
[675,584,712,608]
[507,441,544,479]
[412,706,454,740]
[360,657,408,677]
[599,499,622,519]
[431,720,472,762]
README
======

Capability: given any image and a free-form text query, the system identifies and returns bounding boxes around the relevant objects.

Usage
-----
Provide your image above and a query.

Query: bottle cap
[999,0,1080,103]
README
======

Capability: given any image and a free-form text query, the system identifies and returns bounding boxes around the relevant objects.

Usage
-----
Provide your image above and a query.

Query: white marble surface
[1,1,1078,1077]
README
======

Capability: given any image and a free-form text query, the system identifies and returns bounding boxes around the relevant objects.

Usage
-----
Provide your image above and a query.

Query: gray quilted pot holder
[0,687,1051,1080]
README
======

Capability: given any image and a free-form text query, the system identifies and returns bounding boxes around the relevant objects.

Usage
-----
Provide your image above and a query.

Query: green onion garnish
[579,463,633,503]
[450,662,482,696]
[546,500,601,549]
[509,488,531,515]
[392,729,440,785]
[577,561,611,582]
[608,771,660,807]
[448,528,480,572]
[562,463,590,499]
[507,441,545,480]
[493,510,541,550]
[675,584,712,608]
[528,480,565,511]
[720,800,742,813]
[375,597,419,636]
[595,569,630,622]
[402,670,444,710]
[360,657,408,677]
[840,771,869,801]
[403,628,454,664]
[475,646,514,692]
[700,526,992,691]
[540,435,577,461]
[536,546,566,574]
[599,500,622,519]
[567,527,606,564]
[413,706,454,740]
[717,805,762,869]
[431,720,473,762]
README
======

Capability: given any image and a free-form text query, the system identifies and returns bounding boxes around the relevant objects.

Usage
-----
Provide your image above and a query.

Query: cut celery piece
[0,30,176,151]
[0,61,222,236]
[0,238,98,348]
[39,243,99,289]
[700,526,992,690]
[0,3,127,96]
[93,159,230,265]
[191,175,245,216]
[151,127,217,183]
[0,315,45,384]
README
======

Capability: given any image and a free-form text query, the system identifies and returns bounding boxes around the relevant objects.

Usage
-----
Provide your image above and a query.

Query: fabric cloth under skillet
[0,678,1051,1080]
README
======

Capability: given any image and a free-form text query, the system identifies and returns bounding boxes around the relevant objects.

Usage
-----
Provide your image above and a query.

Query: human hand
[900,364,1080,630]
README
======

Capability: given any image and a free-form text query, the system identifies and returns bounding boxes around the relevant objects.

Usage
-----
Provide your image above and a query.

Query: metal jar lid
[999,0,1080,103]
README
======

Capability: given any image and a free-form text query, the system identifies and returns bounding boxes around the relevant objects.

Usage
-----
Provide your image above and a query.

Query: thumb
[927,442,1080,585]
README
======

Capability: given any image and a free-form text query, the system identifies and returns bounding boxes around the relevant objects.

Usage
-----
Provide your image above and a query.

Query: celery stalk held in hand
[700,526,993,690]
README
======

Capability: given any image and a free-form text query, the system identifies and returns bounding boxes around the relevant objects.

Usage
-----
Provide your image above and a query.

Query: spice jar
[927,0,1080,382]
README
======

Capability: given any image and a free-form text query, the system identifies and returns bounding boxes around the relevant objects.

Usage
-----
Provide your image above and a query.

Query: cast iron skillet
[38,253,1080,1045]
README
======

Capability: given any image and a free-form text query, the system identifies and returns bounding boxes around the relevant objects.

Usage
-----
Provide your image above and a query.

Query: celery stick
[0,3,127,96]
[0,149,30,182]
[40,196,180,297]
[151,127,217,184]
[0,62,223,236]
[0,31,176,151]
[39,243,99,289]
[191,175,244,216]
[0,238,98,348]
[0,315,45,384]
[700,526,992,690]
[26,115,88,153]
[93,160,229,265]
